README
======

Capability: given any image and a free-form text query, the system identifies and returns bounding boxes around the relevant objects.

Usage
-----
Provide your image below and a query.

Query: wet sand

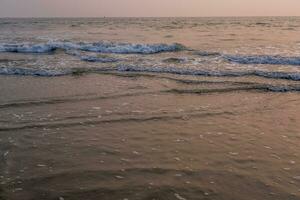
[1,73,300,200]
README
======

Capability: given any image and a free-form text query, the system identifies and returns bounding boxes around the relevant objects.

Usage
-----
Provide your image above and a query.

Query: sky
[0,0,300,18]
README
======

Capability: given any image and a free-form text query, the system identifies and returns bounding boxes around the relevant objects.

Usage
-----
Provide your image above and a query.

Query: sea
[1,17,300,200]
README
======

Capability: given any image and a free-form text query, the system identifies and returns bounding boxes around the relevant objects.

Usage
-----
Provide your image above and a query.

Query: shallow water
[1,17,300,200]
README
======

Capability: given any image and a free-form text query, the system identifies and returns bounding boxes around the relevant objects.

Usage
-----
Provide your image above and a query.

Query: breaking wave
[2,64,300,82]
[0,66,69,76]
[224,55,300,66]
[79,55,120,63]
[0,43,55,53]
[117,65,300,81]
[0,41,185,54]
[2,41,300,67]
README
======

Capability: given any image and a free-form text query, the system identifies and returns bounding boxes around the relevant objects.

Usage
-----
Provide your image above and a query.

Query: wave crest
[0,43,55,53]
[0,66,67,76]
[2,64,300,82]
[117,65,300,81]
[224,55,300,66]
[0,41,185,54]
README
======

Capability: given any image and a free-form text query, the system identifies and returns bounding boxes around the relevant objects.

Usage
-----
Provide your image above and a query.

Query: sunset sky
[1,0,300,17]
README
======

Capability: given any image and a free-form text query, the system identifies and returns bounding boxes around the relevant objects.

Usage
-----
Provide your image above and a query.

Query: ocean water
[1,17,300,200]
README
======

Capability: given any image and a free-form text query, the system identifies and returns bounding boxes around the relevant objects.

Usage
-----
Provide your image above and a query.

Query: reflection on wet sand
[1,73,300,200]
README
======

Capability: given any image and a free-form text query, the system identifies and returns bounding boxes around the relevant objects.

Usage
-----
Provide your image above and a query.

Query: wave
[195,51,221,57]
[2,41,300,67]
[117,65,300,81]
[79,55,119,63]
[195,51,300,66]
[0,66,67,76]
[0,41,185,54]
[65,50,119,63]
[165,84,300,93]
[2,65,300,82]
[0,43,55,53]
[224,55,300,66]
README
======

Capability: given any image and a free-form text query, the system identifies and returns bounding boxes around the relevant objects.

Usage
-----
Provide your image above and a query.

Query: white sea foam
[2,63,300,82]
[65,49,119,62]
[0,43,55,53]
[195,51,221,57]
[224,55,300,66]
[117,65,300,81]
[2,41,300,67]
[79,55,119,63]
[0,41,185,54]
[0,66,67,76]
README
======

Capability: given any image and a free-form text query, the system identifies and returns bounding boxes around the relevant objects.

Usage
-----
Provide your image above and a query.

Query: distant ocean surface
[1,17,300,200]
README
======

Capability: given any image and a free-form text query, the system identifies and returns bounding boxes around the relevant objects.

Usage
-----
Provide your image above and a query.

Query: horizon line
[1,15,300,19]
